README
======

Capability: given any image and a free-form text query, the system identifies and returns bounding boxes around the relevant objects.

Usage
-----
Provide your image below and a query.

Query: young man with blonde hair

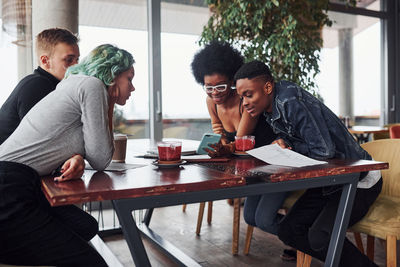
[0,28,80,144]
[0,28,103,265]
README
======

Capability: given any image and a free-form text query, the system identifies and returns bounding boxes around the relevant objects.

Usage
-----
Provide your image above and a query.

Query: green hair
[65,44,135,86]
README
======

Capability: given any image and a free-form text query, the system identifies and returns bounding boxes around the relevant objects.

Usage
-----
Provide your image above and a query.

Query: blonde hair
[35,28,78,60]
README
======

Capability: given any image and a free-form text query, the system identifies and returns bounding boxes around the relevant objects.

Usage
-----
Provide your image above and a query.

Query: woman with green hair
[0,44,135,266]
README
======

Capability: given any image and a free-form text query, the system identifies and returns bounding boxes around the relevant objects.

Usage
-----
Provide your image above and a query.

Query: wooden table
[348,126,389,143]
[41,139,388,267]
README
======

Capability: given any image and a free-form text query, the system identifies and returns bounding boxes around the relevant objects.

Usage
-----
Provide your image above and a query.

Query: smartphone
[196,133,222,155]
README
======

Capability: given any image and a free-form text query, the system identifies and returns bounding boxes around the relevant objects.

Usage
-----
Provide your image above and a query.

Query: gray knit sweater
[0,75,114,175]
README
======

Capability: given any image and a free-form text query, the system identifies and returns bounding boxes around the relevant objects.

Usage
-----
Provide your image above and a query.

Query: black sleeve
[17,77,54,119]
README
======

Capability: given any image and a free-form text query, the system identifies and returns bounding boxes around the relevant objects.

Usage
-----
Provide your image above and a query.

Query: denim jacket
[263,81,371,188]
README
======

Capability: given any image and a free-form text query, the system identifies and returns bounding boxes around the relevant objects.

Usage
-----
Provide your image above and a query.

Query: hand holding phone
[206,142,235,158]
[196,133,222,155]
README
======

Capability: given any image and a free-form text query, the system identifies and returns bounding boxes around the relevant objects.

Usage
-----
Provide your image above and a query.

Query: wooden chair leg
[196,202,205,235]
[366,235,375,261]
[296,251,312,267]
[232,198,240,255]
[353,232,364,253]
[387,235,397,267]
[182,204,186,212]
[303,253,312,267]
[207,201,213,224]
[297,250,305,267]
[243,225,254,255]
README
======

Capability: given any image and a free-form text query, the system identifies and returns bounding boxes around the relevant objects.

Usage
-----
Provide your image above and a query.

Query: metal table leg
[143,208,154,226]
[324,179,358,267]
[112,199,151,267]
[112,201,200,267]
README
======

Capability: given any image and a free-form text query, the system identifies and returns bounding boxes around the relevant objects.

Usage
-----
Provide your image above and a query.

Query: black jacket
[0,67,59,145]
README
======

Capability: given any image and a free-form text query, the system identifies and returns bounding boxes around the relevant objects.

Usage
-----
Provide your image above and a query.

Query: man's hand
[272,138,292,149]
[205,142,235,158]
[54,154,85,182]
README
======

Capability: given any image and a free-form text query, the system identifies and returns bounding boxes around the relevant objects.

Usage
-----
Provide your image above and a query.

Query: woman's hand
[272,138,292,149]
[205,142,235,158]
[54,154,85,182]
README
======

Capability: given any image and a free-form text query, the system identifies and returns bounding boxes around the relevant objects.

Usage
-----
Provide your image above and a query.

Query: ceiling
[79,0,209,35]
[1,0,381,48]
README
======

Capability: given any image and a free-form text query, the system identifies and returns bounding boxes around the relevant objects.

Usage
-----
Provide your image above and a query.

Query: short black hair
[234,60,274,83]
[191,41,244,85]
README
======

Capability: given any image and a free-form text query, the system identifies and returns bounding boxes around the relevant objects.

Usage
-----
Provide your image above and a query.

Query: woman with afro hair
[191,41,275,152]
[191,42,297,261]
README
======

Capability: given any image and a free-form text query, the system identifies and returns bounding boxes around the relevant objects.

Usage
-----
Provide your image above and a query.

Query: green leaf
[271,0,279,7]
[200,0,356,93]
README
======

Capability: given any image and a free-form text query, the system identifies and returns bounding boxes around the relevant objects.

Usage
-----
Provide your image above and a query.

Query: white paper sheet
[247,143,327,168]
[181,154,211,160]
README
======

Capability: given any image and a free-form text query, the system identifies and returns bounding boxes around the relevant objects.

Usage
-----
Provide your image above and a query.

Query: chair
[350,139,400,266]
[372,131,390,141]
[298,139,400,267]
[372,123,400,140]
[389,125,400,138]
[243,190,304,255]
[182,198,242,255]
[188,190,304,256]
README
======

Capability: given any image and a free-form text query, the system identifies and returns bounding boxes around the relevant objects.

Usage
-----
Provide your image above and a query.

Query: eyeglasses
[203,84,235,94]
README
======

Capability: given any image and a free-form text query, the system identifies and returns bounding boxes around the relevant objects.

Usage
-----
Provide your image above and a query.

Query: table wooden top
[200,158,388,182]
[348,126,389,134]
[41,139,388,206]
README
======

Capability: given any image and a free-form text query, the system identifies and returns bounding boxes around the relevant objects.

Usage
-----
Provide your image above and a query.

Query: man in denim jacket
[235,60,382,267]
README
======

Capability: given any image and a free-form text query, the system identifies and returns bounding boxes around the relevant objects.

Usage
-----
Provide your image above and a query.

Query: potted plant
[200,0,356,95]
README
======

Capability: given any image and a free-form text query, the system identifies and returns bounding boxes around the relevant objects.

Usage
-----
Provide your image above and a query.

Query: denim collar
[263,84,280,123]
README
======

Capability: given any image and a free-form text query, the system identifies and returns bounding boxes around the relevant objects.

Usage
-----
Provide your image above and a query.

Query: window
[160,32,207,119]
[0,22,18,106]
[160,2,211,139]
[79,0,150,138]
[317,10,381,124]
[79,26,149,120]
[329,0,381,11]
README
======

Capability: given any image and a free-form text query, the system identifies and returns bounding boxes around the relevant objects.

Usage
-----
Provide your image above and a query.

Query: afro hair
[234,60,274,83]
[191,41,244,85]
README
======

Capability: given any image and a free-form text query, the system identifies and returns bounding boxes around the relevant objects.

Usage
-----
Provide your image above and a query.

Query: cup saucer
[152,160,187,168]
[233,151,250,157]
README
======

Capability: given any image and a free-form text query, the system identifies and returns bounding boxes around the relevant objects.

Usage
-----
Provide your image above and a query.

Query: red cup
[157,141,182,162]
[235,135,255,151]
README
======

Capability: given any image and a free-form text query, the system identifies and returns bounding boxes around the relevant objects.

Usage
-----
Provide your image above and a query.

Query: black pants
[278,178,382,267]
[0,161,107,267]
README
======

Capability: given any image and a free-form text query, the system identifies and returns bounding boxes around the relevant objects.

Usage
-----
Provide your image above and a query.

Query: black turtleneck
[0,67,60,145]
